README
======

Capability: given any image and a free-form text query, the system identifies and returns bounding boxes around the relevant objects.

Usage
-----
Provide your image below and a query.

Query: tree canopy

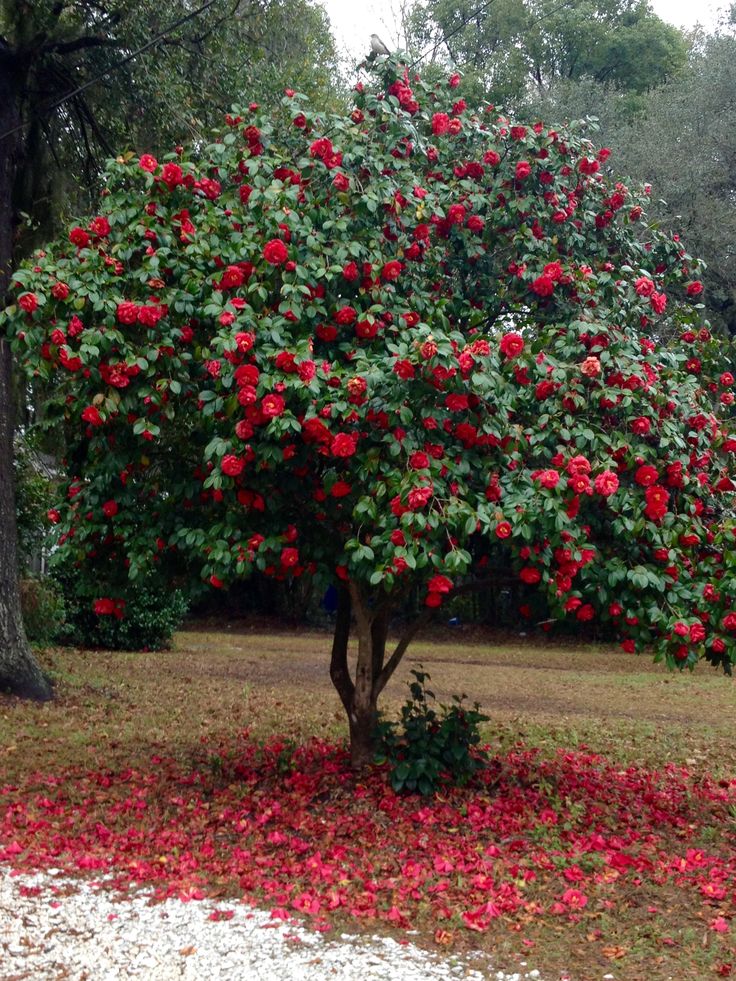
[5,55,736,763]
[405,0,688,106]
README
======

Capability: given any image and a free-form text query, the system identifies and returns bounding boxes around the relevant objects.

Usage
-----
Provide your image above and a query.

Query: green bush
[375,668,489,795]
[20,577,66,644]
[53,565,188,651]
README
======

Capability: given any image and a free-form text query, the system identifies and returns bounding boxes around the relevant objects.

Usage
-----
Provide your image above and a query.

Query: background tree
[404,0,688,107]
[6,57,736,764]
[0,0,339,699]
[526,25,736,337]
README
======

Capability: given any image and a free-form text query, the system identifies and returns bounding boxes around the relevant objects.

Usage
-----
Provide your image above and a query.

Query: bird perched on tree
[369,33,390,56]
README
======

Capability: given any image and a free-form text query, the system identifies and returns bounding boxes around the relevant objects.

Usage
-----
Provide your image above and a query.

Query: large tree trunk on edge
[329,582,431,769]
[0,43,52,701]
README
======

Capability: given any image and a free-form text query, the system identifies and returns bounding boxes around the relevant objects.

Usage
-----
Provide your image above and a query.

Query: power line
[0,0,222,144]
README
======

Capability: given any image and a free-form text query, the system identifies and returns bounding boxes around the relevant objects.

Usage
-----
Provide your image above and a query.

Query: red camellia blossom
[409,452,430,470]
[431,113,450,135]
[331,433,357,457]
[47,508,61,524]
[535,469,560,489]
[335,306,357,325]
[69,226,90,248]
[634,465,659,486]
[280,547,299,567]
[427,574,453,593]
[686,281,703,296]
[630,416,652,435]
[594,471,619,496]
[499,332,524,358]
[531,274,555,297]
[381,260,402,281]
[93,598,116,615]
[519,567,542,584]
[495,521,512,539]
[221,455,245,477]
[116,302,139,325]
[407,486,433,510]
[261,394,285,417]
[81,406,103,426]
[139,154,158,172]
[18,293,38,313]
[515,161,531,180]
[644,484,669,521]
[263,239,289,265]
[102,500,118,518]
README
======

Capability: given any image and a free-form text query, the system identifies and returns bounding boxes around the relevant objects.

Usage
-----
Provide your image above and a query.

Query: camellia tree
[5,57,736,766]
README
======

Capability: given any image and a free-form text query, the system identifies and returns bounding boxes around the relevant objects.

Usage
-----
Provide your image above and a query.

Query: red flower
[630,416,652,435]
[261,394,285,418]
[69,226,90,248]
[263,239,289,265]
[531,274,555,297]
[89,216,111,238]
[431,113,450,135]
[519,567,541,584]
[515,161,531,180]
[161,162,183,189]
[381,260,402,281]
[644,484,669,521]
[499,332,524,358]
[535,469,560,489]
[495,521,512,539]
[634,465,659,486]
[331,433,357,457]
[47,508,61,524]
[117,302,139,325]
[593,471,619,496]
[407,486,433,509]
[634,276,655,297]
[281,547,299,567]
[102,500,118,518]
[335,306,357,325]
[409,451,430,470]
[221,455,245,476]
[18,293,38,313]
[427,574,453,593]
[93,598,116,615]
[81,406,103,426]
[686,280,703,296]
[139,154,158,172]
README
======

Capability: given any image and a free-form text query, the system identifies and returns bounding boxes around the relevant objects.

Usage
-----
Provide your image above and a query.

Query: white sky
[319,0,725,66]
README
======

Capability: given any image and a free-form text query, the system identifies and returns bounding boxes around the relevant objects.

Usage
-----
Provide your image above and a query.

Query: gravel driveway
[1,868,548,981]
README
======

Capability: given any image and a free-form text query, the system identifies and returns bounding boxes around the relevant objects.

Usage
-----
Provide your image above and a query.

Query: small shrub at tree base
[20,577,66,645]
[375,669,489,794]
[54,566,188,651]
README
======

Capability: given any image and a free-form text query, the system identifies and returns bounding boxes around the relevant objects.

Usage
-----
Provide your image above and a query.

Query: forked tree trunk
[0,46,52,701]
[329,582,430,768]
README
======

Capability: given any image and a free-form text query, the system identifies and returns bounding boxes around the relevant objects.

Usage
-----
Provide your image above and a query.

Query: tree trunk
[328,581,421,769]
[0,43,52,701]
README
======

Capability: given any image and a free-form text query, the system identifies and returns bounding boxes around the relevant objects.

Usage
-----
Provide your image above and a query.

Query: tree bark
[326,582,397,769]
[0,42,52,701]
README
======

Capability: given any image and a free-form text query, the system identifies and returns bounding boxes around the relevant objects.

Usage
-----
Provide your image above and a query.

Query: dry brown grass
[2,621,734,781]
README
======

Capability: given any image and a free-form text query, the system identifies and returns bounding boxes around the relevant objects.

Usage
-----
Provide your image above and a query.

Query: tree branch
[41,36,123,56]
[329,585,354,714]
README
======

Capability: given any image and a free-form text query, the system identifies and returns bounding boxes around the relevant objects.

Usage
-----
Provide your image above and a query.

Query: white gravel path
[0,867,551,981]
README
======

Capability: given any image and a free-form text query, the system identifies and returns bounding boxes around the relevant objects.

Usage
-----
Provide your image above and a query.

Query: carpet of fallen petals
[2,735,736,976]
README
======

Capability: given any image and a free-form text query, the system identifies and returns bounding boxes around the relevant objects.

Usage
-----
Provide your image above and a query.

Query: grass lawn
[2,621,736,979]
